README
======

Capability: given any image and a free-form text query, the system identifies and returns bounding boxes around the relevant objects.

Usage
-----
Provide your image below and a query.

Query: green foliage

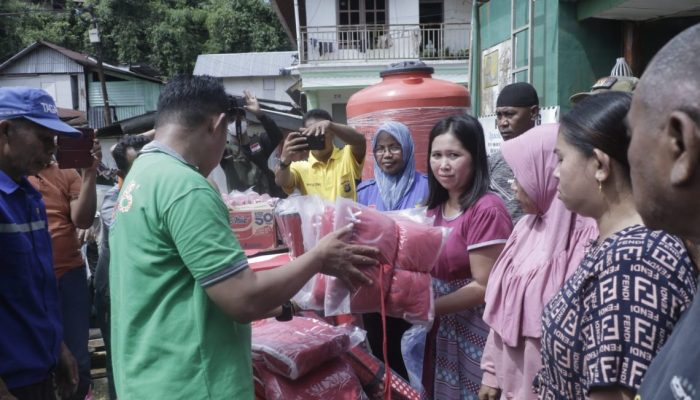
[0,0,292,78]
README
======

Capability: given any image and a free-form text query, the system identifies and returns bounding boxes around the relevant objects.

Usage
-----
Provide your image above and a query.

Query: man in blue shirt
[0,87,79,400]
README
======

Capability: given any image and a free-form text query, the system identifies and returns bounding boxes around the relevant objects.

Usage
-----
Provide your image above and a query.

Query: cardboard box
[229,203,277,251]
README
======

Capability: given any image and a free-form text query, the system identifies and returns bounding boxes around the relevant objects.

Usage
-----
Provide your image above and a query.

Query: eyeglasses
[374,146,402,156]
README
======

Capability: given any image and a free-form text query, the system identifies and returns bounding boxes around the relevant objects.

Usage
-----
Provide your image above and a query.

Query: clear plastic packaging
[255,358,369,400]
[400,324,430,393]
[251,316,366,380]
[322,199,448,324]
[279,196,449,324]
[222,188,276,208]
[273,195,330,255]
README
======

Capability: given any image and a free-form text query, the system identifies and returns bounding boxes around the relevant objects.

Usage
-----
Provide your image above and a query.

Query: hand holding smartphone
[305,134,326,150]
[56,128,96,169]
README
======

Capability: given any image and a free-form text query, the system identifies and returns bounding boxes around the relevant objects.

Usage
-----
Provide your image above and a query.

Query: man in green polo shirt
[109,75,379,399]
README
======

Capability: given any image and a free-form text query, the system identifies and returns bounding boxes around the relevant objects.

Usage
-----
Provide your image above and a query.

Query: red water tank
[347,61,470,179]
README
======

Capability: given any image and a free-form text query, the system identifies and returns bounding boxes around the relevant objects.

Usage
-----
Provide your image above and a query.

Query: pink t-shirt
[430,193,513,281]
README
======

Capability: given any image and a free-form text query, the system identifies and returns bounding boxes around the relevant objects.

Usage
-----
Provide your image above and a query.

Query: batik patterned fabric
[432,278,490,400]
[536,225,697,399]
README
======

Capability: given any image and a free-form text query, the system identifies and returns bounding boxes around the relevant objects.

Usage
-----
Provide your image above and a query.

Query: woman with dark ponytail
[535,92,697,399]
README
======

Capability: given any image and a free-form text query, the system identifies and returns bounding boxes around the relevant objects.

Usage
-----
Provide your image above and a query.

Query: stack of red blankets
[317,200,446,323]
[252,317,423,400]
[275,197,446,323]
[252,317,368,400]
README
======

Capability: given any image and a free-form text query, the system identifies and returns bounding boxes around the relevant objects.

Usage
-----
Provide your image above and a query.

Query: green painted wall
[478,0,511,49]
[471,0,560,113]
[557,2,622,112]
[577,0,626,21]
[532,0,559,109]
[471,0,623,114]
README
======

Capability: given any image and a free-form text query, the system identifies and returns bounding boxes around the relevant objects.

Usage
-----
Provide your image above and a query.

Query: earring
[598,180,602,192]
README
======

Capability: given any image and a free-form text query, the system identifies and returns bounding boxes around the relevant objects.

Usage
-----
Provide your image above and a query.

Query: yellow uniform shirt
[284,146,363,201]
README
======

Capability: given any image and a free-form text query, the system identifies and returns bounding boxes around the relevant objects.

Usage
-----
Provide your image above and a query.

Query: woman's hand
[478,384,501,400]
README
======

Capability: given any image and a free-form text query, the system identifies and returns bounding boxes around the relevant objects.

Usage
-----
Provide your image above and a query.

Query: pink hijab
[482,123,597,347]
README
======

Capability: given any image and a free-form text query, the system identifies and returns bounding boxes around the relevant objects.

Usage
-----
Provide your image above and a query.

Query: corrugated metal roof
[193,51,298,78]
[2,46,83,74]
[0,41,163,83]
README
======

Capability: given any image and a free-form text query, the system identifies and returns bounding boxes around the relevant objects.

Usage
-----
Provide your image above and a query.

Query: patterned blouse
[536,225,697,399]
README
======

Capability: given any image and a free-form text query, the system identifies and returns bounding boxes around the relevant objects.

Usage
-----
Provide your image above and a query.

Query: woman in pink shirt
[478,124,597,400]
[422,115,513,399]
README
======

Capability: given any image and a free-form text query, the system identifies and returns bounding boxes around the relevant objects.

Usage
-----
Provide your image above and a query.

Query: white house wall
[445,0,472,56]
[389,0,419,25]
[306,0,337,26]
[315,87,361,122]
[0,74,87,111]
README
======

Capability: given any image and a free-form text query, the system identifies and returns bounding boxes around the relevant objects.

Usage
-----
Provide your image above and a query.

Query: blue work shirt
[0,170,61,389]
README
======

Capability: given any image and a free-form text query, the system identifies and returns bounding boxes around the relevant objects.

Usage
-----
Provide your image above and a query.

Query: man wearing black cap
[490,82,540,222]
[0,87,78,400]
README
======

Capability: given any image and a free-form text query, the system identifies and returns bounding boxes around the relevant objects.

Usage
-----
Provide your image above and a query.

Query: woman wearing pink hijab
[477,124,597,400]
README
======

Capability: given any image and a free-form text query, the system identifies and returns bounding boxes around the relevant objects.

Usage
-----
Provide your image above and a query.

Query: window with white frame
[338,0,387,26]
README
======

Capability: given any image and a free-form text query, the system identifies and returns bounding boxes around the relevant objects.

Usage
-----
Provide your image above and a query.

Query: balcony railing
[300,23,470,63]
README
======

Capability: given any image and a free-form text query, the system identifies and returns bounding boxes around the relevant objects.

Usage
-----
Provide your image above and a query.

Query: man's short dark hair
[302,109,333,125]
[496,82,539,108]
[155,74,229,129]
[638,23,700,125]
[112,134,152,172]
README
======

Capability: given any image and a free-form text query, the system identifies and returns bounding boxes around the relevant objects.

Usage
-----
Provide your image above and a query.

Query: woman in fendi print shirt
[535,92,696,400]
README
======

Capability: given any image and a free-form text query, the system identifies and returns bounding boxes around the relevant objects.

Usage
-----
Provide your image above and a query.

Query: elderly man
[108,75,379,399]
[626,23,700,399]
[490,82,540,222]
[0,87,78,400]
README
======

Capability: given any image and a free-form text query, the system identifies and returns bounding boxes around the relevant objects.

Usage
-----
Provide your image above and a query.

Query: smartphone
[56,128,95,169]
[305,135,326,150]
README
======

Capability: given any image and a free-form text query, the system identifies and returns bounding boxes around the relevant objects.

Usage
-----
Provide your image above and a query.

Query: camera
[306,135,326,150]
[227,94,246,117]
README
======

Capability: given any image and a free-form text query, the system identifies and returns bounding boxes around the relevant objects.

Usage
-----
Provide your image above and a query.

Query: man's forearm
[328,122,365,146]
[71,170,97,229]
[274,165,294,190]
[257,114,283,156]
[206,248,324,323]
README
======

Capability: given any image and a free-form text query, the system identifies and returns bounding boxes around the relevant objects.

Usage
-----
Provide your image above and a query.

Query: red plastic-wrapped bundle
[395,217,444,273]
[310,274,327,308]
[339,263,393,314]
[275,211,304,258]
[334,201,399,265]
[251,317,352,380]
[322,200,443,323]
[255,358,368,400]
[386,270,434,323]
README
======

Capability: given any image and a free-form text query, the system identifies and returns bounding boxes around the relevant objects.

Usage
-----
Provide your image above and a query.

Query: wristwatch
[276,301,294,322]
[279,160,290,170]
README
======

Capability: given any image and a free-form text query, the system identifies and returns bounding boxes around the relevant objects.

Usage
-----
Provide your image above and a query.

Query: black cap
[496,82,539,108]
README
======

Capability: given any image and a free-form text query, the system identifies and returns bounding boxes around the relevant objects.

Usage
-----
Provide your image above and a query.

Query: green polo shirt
[109,141,252,399]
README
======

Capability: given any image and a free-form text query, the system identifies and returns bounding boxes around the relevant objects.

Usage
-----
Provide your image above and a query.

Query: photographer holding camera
[218,90,286,198]
[275,109,366,201]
